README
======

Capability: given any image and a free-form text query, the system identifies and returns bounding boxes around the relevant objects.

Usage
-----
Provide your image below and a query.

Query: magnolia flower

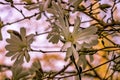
[5,27,34,65]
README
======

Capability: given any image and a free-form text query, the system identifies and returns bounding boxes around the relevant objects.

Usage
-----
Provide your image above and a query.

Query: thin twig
[47,62,72,79]
[87,60,102,80]
[2,12,40,27]
[103,52,114,79]
[0,1,37,5]
[82,55,120,74]
[56,55,120,79]
[11,5,26,18]
[35,31,50,36]
[30,46,120,54]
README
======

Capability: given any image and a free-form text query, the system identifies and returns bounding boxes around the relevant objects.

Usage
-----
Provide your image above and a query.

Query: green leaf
[47,33,59,44]
[30,60,43,79]
[13,54,24,66]
[5,45,21,52]
[6,39,18,45]
[99,4,111,10]
[49,35,60,43]
[12,64,29,80]
[6,38,22,45]
[12,65,22,76]
[26,34,34,44]
[32,60,41,70]
[7,30,22,40]
[20,27,26,41]
[10,34,22,45]
[17,52,24,61]
[5,52,14,57]
[17,71,29,79]
[30,59,42,74]
[73,0,83,12]
[39,3,44,12]
[24,51,30,62]
[11,53,19,61]
[47,25,60,44]
[47,32,52,39]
